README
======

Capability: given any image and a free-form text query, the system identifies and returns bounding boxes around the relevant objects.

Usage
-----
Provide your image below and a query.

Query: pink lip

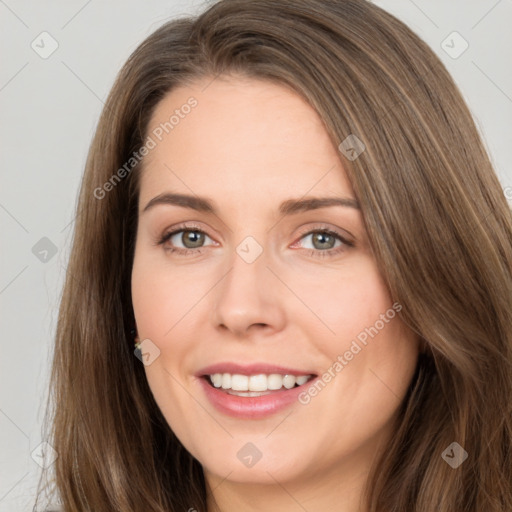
[196,362,315,377]
[198,377,317,419]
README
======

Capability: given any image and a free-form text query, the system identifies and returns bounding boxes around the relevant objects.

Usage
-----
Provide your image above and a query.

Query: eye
[156,223,215,255]
[293,227,354,259]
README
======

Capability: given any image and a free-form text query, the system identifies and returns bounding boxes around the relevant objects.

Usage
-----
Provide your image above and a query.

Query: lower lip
[198,377,315,419]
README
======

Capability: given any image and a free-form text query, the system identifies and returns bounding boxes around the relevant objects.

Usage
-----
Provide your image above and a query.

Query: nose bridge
[211,235,285,335]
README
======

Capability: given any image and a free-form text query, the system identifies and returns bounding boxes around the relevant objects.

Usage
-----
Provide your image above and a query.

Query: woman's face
[131,75,419,490]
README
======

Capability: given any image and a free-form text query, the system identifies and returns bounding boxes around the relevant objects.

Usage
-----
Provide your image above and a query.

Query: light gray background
[1,1,511,510]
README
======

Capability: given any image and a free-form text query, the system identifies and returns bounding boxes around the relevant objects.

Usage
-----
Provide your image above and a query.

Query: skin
[131,74,420,512]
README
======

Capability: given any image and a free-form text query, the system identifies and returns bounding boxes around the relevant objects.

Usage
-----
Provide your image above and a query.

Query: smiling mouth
[202,372,316,397]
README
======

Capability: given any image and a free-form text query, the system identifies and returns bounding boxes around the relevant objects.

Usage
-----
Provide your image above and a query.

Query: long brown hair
[35,0,512,510]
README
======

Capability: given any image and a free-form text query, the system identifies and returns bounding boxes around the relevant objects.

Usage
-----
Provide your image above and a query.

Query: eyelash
[156,223,354,259]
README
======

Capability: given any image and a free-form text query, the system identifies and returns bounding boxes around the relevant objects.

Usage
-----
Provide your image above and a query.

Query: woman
[35,0,512,510]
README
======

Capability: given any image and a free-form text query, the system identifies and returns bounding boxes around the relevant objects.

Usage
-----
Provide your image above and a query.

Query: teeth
[208,372,312,391]
[248,374,267,391]
[211,373,223,388]
[282,375,295,389]
[221,373,231,389]
[231,374,249,391]
[296,375,309,385]
[228,390,273,397]
[267,374,283,390]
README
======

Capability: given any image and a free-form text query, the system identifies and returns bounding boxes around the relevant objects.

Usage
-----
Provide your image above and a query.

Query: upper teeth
[209,373,311,391]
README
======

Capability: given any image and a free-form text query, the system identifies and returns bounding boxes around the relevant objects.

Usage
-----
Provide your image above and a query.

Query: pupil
[184,230,204,248]
[313,232,334,250]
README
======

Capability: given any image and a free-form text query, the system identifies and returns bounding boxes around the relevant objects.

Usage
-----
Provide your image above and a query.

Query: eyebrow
[142,192,360,216]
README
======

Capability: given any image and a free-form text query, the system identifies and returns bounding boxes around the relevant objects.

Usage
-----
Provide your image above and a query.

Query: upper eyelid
[295,224,351,240]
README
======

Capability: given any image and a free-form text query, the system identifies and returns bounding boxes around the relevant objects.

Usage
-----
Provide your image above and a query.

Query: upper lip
[196,362,317,377]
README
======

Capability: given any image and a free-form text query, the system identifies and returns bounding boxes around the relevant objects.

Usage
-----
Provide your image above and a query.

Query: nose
[211,244,286,339]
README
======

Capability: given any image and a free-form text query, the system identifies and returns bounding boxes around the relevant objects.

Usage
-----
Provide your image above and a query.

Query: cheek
[291,254,394,347]
[131,247,216,399]
[321,256,416,382]
[131,250,206,448]
[131,247,210,339]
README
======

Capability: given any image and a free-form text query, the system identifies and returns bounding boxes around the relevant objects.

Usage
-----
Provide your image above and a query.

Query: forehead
[139,76,355,208]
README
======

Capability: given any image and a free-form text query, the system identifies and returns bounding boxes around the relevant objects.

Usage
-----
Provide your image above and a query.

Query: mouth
[201,372,316,397]
[196,362,318,418]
